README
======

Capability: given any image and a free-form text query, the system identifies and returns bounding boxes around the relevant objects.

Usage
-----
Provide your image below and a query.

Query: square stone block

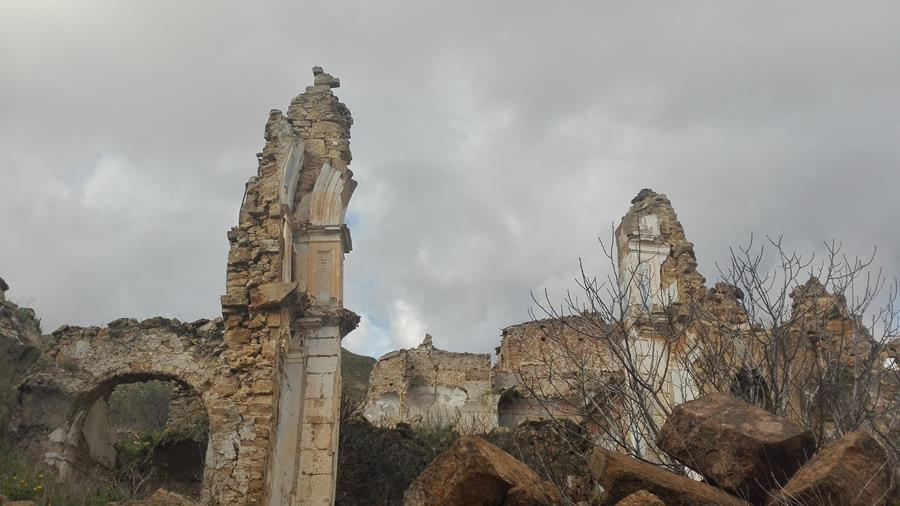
[299,448,333,476]
[304,373,335,400]
[307,356,338,374]
[307,337,340,356]
[300,423,333,451]
[297,473,333,505]
[305,398,336,424]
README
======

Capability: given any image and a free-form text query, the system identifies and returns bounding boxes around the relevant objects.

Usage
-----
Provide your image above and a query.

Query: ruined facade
[7,67,358,505]
[365,189,896,452]
[363,189,710,434]
[493,317,615,427]
[220,65,357,506]
[363,335,494,431]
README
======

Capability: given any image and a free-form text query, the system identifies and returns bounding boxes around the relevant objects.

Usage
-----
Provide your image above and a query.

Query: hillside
[341,347,376,399]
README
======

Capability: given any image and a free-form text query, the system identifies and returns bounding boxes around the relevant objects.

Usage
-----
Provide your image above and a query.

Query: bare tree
[519,231,900,473]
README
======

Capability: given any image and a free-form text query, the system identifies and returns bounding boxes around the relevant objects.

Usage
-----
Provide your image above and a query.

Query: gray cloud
[2,0,899,358]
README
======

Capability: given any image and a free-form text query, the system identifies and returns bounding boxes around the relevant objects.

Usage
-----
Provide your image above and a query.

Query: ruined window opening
[497,390,536,428]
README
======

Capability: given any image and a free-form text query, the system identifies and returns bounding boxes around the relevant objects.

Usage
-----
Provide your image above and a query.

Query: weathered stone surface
[248,282,297,309]
[657,393,815,500]
[767,431,893,506]
[590,447,748,506]
[8,318,227,504]
[0,296,42,422]
[403,436,563,506]
[615,490,666,506]
[365,334,494,432]
[109,488,198,505]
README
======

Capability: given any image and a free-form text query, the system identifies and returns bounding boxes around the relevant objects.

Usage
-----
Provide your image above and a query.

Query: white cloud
[390,300,427,349]
[2,0,900,360]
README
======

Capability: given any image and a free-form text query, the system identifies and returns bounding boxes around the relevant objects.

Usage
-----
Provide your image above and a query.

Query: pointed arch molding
[309,162,357,226]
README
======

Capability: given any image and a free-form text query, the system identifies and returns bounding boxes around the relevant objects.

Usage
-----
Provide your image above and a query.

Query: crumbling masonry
[220,65,358,506]
[8,68,358,505]
[364,189,897,446]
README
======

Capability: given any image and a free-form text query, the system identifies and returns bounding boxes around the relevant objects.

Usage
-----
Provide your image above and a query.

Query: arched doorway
[497,389,534,428]
[65,373,209,500]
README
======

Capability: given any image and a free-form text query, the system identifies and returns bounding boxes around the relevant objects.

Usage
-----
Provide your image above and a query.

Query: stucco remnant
[364,335,494,432]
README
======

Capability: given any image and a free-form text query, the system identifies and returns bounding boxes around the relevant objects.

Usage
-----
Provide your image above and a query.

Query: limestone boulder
[590,447,748,506]
[402,436,563,506]
[657,393,815,501]
[0,298,43,422]
[767,431,893,506]
[615,490,666,505]
[248,282,297,309]
[109,488,198,505]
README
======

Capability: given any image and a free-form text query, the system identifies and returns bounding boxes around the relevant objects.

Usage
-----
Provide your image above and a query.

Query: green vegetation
[0,444,123,505]
[108,380,173,432]
[341,347,376,399]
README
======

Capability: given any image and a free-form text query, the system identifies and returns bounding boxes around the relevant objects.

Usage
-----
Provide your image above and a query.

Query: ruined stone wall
[9,318,229,499]
[495,317,613,389]
[0,285,42,423]
[615,189,707,319]
[166,383,209,435]
[221,67,356,505]
[491,317,619,427]
[364,335,494,432]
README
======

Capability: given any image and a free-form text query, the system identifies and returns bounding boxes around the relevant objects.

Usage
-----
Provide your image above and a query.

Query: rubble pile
[404,393,896,506]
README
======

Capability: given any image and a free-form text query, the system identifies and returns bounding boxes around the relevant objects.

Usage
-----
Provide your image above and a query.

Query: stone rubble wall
[615,189,707,309]
[220,67,355,505]
[8,318,233,502]
[166,383,209,436]
[0,290,43,423]
[367,188,895,450]
[364,337,495,433]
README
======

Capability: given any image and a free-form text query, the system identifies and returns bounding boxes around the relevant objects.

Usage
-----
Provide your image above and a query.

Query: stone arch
[309,163,356,226]
[13,319,234,504]
[63,372,210,495]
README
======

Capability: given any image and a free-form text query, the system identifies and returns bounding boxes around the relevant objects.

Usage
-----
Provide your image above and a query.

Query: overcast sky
[2,1,899,359]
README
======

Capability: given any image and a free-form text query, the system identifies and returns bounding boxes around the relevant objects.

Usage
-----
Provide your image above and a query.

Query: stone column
[294,317,342,505]
[261,67,356,506]
[291,223,349,506]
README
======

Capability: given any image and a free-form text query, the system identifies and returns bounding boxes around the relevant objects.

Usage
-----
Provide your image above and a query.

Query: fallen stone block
[615,490,666,505]
[109,488,198,505]
[657,392,815,501]
[402,436,563,506]
[249,281,297,309]
[767,430,893,506]
[590,447,748,506]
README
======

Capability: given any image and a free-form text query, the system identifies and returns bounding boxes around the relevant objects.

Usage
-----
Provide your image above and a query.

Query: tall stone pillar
[262,67,358,506]
[222,66,355,505]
